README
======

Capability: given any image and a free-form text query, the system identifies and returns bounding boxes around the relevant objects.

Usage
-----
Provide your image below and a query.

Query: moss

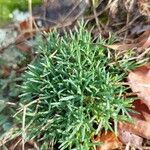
[13,22,140,149]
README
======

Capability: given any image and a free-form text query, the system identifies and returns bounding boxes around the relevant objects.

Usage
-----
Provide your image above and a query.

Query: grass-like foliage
[16,22,137,149]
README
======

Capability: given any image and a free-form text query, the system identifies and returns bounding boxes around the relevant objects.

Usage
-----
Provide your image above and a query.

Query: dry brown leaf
[118,65,150,145]
[119,119,150,140]
[135,29,150,42]
[118,130,143,149]
[120,101,150,147]
[105,30,150,50]
[105,43,136,51]
[142,111,150,122]
[142,35,150,49]
[94,131,122,150]
[128,64,150,108]
[118,100,150,147]
[131,100,150,120]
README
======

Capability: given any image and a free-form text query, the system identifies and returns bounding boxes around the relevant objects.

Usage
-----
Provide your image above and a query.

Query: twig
[84,0,112,21]
[92,0,102,34]
[62,0,82,22]
[22,107,27,150]
[137,48,150,60]
[28,0,33,37]
[13,99,39,117]
[123,0,135,41]
[116,15,140,34]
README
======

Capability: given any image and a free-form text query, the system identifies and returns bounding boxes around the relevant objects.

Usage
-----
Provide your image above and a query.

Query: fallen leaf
[128,64,150,108]
[118,64,150,146]
[118,130,143,149]
[131,100,150,120]
[121,100,150,140]
[94,131,122,150]
[142,35,150,49]
[105,30,150,50]
[135,29,150,43]
[142,111,150,122]
[118,100,150,148]
[119,119,150,140]
[105,43,135,51]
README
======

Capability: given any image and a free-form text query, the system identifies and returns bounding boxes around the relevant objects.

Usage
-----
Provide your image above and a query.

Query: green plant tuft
[15,22,138,149]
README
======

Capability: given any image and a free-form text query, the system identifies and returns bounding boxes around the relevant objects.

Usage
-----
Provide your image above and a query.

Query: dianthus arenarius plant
[16,23,138,149]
